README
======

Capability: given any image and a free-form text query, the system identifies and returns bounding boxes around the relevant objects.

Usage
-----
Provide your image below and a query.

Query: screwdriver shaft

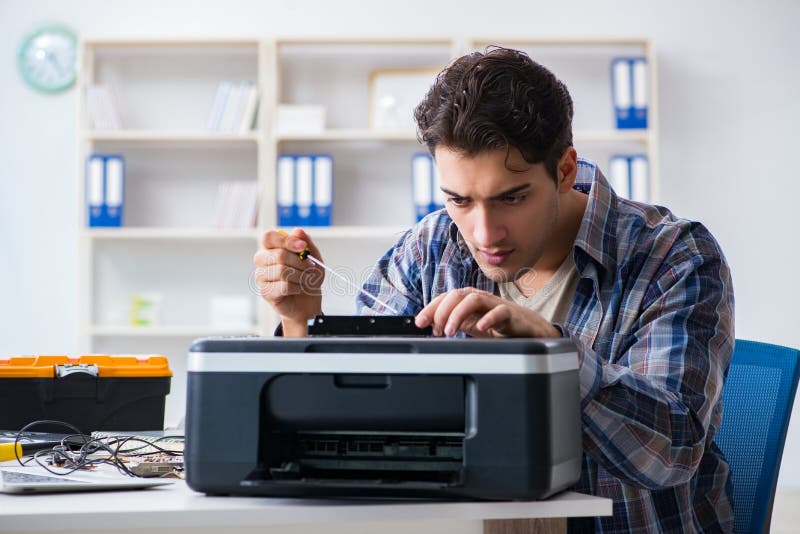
[304,253,399,314]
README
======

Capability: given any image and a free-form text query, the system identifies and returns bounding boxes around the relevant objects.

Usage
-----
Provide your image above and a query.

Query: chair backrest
[714,339,800,533]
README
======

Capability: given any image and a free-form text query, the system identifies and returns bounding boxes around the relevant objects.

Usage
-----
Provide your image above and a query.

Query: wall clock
[18,26,78,93]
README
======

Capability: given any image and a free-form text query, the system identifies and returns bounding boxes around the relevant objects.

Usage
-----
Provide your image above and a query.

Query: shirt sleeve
[356,228,427,316]
[574,232,735,490]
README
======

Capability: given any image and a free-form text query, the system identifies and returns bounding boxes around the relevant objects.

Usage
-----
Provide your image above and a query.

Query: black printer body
[185,337,582,500]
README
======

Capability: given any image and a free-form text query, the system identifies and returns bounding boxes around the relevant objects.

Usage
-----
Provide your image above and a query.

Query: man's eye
[447,197,469,207]
[501,195,526,205]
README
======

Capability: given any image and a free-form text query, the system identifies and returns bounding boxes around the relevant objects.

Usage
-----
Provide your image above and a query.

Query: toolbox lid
[0,355,172,378]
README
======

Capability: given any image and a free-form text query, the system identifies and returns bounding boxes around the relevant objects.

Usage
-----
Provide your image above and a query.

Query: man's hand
[253,228,324,337]
[414,287,561,338]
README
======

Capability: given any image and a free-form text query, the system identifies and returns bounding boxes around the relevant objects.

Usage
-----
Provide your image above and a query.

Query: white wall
[1,0,798,485]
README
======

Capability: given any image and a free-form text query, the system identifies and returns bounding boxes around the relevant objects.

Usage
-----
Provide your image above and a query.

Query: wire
[11,420,184,478]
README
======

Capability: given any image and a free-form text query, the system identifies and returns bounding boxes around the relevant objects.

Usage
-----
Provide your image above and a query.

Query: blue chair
[714,339,800,533]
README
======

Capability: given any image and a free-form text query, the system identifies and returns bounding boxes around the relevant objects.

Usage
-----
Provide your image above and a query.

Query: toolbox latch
[55,364,99,378]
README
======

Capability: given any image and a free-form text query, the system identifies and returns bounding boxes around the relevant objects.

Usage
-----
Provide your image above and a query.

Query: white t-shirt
[497,253,579,325]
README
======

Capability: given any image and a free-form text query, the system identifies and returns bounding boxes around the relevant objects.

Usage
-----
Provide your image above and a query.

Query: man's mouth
[479,249,513,266]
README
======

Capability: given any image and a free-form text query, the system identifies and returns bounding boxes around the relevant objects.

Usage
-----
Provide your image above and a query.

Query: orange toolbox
[0,355,171,433]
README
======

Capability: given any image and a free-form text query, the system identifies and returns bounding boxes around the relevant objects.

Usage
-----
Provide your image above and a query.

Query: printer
[185,336,582,500]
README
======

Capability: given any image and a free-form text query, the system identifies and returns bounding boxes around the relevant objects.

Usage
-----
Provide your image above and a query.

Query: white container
[274,105,326,135]
[210,295,253,329]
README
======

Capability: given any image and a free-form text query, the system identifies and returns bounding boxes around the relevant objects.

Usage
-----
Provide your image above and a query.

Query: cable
[11,420,184,478]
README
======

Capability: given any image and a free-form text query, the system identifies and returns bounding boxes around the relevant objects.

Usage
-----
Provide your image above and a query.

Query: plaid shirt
[357,158,735,533]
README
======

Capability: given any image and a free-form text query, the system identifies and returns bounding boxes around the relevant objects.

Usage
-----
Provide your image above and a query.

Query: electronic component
[307,315,432,336]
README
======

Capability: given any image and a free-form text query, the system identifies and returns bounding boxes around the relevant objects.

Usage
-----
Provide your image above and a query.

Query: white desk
[0,479,611,534]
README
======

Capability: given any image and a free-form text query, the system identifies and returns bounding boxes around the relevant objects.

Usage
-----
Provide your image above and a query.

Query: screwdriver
[298,249,399,314]
[278,230,399,314]
[0,440,61,462]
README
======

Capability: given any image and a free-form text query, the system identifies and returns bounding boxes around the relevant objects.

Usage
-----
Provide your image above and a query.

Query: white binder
[277,155,295,227]
[630,156,649,203]
[295,156,314,226]
[313,155,333,226]
[104,155,125,227]
[608,155,631,200]
[86,155,105,226]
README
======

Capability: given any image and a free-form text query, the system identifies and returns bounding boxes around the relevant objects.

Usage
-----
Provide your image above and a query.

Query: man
[253,47,735,532]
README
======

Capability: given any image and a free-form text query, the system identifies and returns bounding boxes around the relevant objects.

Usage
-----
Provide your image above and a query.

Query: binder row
[609,155,649,203]
[86,154,125,227]
[611,57,648,129]
[412,153,445,221]
[277,154,333,227]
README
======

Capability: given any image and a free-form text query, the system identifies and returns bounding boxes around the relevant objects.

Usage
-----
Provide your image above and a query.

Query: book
[238,85,259,134]
[86,84,122,130]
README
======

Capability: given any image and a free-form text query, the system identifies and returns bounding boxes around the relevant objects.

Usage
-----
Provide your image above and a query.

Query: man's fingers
[253,247,308,271]
[415,291,448,328]
[261,229,318,259]
[261,229,290,250]
[443,291,494,336]
[475,304,513,333]
[432,289,482,336]
[253,278,304,299]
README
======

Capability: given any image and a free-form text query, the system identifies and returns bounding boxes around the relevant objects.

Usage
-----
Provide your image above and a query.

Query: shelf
[276,226,410,239]
[85,130,261,143]
[275,129,419,142]
[275,129,647,144]
[86,39,261,48]
[89,325,260,337]
[573,130,650,143]
[85,228,259,240]
[86,227,408,241]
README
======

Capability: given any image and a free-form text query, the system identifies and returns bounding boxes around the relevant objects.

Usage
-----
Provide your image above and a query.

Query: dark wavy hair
[414,47,574,182]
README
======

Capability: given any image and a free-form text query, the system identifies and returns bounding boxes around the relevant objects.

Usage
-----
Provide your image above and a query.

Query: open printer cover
[185,336,582,500]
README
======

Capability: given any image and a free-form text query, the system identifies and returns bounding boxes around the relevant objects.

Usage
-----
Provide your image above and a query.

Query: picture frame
[368,68,440,131]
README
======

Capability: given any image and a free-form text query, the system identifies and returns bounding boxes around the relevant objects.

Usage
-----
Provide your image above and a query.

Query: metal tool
[298,249,398,314]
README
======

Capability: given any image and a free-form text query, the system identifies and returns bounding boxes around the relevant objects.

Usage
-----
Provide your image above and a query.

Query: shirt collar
[572,158,619,275]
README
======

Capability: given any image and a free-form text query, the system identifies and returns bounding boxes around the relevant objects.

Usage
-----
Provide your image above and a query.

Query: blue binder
[277,155,296,227]
[608,154,649,203]
[608,154,631,200]
[312,154,333,226]
[431,159,445,213]
[86,155,105,227]
[611,57,648,129]
[294,156,314,227]
[86,154,125,227]
[412,153,434,221]
[104,155,125,227]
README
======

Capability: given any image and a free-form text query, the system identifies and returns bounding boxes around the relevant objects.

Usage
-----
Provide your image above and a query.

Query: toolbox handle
[55,364,99,378]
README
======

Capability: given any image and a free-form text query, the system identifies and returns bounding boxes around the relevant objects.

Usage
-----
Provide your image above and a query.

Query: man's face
[435,146,560,283]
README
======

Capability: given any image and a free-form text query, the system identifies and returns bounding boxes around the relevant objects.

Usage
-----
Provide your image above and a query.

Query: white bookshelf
[77,36,658,427]
[77,39,268,425]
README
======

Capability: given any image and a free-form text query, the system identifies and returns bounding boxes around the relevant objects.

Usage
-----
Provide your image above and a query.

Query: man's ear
[556,147,578,193]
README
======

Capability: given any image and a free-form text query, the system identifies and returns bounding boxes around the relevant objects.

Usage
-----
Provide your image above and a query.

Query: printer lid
[188,337,577,375]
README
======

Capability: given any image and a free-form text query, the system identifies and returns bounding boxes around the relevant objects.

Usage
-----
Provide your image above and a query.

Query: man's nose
[472,206,506,248]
